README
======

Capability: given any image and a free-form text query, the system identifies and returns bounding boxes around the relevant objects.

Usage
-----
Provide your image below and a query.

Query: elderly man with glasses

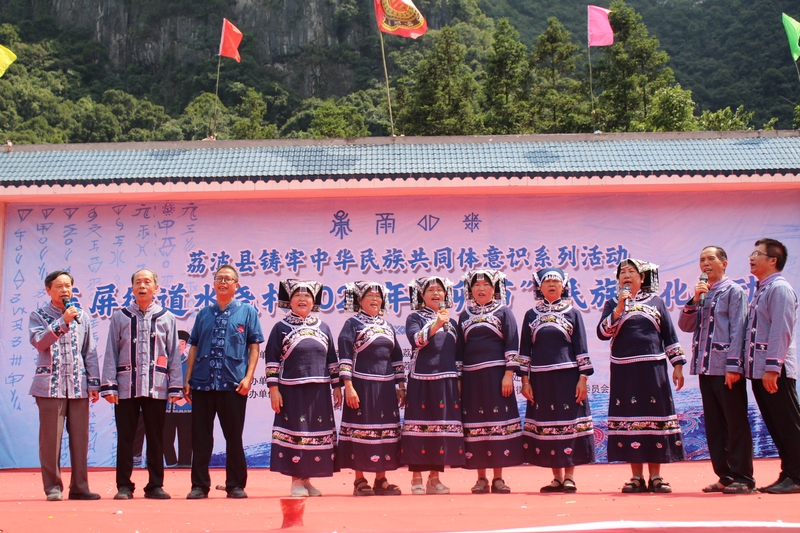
[183,265,264,499]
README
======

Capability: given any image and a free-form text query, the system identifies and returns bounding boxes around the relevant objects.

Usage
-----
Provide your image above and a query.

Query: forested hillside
[0,0,797,143]
[478,0,800,128]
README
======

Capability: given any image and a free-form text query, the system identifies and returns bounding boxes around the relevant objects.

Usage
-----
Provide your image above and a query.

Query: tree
[230,87,278,140]
[69,96,120,142]
[699,105,753,131]
[175,93,233,140]
[279,98,324,139]
[308,99,369,138]
[482,19,529,134]
[338,86,392,136]
[530,17,591,133]
[595,0,674,132]
[397,26,481,136]
[102,89,172,141]
[645,85,697,132]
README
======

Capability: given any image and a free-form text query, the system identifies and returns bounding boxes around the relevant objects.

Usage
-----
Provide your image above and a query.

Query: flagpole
[379,31,396,137]
[588,45,596,131]
[794,60,800,85]
[211,54,222,139]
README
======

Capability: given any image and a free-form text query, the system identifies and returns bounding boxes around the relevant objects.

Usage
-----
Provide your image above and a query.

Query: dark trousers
[115,397,167,492]
[190,390,248,493]
[699,374,754,486]
[751,369,800,483]
[163,412,192,466]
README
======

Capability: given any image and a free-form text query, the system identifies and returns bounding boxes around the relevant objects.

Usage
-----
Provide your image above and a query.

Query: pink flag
[588,5,614,47]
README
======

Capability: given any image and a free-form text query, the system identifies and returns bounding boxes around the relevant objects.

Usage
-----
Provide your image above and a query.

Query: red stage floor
[0,458,798,533]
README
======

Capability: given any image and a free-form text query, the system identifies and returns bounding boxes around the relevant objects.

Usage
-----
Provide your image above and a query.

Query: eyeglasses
[749,251,773,259]
[214,277,237,284]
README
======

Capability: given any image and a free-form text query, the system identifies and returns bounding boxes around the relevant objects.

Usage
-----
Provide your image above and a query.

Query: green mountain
[477,0,800,127]
[0,0,797,142]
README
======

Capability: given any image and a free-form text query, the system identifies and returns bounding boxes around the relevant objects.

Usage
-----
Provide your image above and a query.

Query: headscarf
[278,279,324,312]
[532,267,570,300]
[407,276,454,310]
[343,280,389,313]
[615,258,659,294]
[462,269,507,304]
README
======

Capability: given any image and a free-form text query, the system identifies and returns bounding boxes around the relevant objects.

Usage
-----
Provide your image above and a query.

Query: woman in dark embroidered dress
[266,279,342,497]
[596,259,686,494]
[458,269,522,494]
[519,268,594,493]
[401,276,465,495]
[338,281,406,496]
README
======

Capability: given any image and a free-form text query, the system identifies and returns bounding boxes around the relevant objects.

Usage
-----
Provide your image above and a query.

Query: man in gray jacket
[29,270,101,501]
[741,238,800,494]
[101,269,183,500]
[679,245,753,493]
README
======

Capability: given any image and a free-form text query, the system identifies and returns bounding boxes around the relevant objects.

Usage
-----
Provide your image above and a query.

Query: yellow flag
[0,44,17,77]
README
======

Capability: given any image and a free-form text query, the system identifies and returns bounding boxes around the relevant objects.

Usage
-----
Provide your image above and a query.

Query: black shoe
[227,487,247,499]
[69,491,101,500]
[186,488,208,499]
[758,477,784,492]
[144,487,171,499]
[762,478,800,494]
[113,488,133,500]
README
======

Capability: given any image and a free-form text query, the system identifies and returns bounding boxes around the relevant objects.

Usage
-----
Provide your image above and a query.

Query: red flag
[588,6,614,47]
[374,0,428,39]
[219,18,243,62]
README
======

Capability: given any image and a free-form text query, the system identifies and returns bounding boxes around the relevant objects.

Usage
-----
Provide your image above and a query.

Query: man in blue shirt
[184,265,264,499]
[741,238,800,494]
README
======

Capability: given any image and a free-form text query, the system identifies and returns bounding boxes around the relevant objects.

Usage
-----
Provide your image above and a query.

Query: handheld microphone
[62,297,81,324]
[439,301,446,311]
[699,273,708,306]
[622,284,631,311]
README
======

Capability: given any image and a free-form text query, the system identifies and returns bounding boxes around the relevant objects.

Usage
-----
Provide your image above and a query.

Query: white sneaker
[290,479,309,497]
[302,479,322,497]
[426,476,450,494]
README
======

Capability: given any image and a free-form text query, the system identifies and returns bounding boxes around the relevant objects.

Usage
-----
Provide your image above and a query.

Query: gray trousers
[36,397,91,495]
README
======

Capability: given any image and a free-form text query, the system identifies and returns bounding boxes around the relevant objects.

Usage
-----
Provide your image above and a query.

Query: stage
[0,458,798,532]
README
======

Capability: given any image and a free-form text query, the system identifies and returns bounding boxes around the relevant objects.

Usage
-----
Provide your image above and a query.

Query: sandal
[648,476,672,493]
[562,478,577,493]
[702,481,727,493]
[426,476,450,495]
[353,477,374,496]
[471,477,490,494]
[491,478,511,494]
[622,476,647,493]
[373,477,401,496]
[540,479,564,493]
[290,479,309,497]
[722,482,755,494]
[411,477,425,495]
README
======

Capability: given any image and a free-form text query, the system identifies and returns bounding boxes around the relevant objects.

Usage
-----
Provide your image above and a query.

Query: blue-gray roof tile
[1,134,799,186]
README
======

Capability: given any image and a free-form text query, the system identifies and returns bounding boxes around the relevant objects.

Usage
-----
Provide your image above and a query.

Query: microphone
[699,273,708,306]
[62,297,81,324]
[439,301,446,311]
[621,284,631,310]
